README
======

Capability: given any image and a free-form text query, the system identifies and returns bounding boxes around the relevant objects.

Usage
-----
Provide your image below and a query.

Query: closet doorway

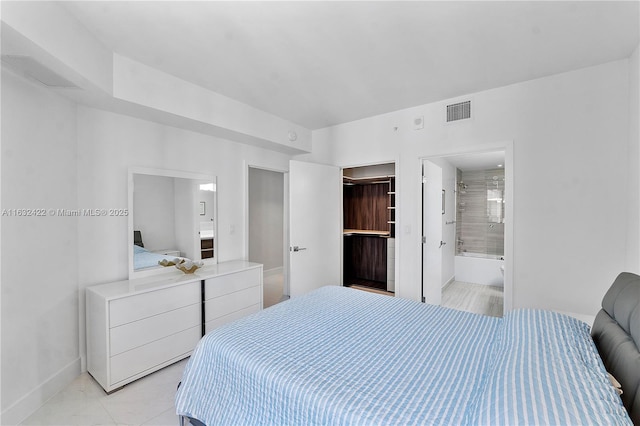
[248,166,289,308]
[343,163,396,295]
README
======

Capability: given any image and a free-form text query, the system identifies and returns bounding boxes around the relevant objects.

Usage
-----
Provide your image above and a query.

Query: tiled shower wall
[455,168,505,256]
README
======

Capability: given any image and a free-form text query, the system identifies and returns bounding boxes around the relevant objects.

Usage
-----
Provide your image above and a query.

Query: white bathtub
[455,253,504,287]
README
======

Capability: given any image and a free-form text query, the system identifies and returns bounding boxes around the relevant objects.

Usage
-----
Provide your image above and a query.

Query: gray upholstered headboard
[591,272,640,425]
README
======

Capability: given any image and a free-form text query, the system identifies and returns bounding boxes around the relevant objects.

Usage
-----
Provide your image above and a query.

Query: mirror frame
[128,167,217,280]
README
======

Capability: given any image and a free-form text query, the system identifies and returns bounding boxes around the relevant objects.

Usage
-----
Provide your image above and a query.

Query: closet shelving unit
[387,177,395,238]
[343,174,395,291]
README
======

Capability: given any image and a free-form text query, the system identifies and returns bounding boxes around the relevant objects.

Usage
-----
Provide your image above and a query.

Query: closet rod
[342,180,391,185]
[343,175,394,185]
[343,174,395,180]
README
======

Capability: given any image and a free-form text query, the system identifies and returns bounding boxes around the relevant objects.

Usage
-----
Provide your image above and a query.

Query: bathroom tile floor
[442,280,504,317]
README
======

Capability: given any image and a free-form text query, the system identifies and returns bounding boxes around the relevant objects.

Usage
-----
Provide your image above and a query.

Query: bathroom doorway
[422,146,513,316]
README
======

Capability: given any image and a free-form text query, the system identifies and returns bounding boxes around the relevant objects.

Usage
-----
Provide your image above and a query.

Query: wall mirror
[128,167,217,279]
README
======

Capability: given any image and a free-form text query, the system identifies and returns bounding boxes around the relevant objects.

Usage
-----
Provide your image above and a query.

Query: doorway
[342,162,396,296]
[248,166,289,307]
[422,147,513,315]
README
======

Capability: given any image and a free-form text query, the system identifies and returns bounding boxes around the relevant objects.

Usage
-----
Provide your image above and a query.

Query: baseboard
[1,357,81,425]
[263,266,284,278]
[442,276,455,290]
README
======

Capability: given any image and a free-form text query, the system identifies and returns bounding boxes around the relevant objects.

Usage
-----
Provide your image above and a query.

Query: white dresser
[86,260,262,393]
[204,266,262,333]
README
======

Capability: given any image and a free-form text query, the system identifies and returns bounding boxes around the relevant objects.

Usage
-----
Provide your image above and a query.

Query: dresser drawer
[110,325,201,385]
[110,302,200,356]
[110,281,200,327]
[204,268,261,300]
[205,286,260,322]
[205,304,260,334]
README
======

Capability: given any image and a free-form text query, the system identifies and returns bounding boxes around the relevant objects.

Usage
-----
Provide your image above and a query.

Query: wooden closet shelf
[343,229,390,237]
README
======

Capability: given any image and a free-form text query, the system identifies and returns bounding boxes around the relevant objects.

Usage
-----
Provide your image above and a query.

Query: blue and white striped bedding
[175,286,631,425]
[465,309,631,425]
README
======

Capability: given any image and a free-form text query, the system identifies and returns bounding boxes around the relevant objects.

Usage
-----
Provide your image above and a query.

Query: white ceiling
[62,1,639,130]
[444,150,505,172]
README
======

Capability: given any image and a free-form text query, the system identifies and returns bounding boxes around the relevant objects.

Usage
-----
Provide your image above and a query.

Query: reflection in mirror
[128,168,217,279]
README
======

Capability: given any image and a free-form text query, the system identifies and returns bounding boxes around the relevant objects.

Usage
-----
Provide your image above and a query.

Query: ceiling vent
[1,55,79,88]
[446,100,471,123]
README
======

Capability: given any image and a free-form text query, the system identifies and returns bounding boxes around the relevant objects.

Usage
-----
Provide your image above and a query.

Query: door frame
[245,162,290,297]
[421,159,444,305]
[420,141,514,312]
[340,158,400,295]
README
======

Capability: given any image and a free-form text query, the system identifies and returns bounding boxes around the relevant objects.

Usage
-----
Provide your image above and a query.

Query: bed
[176,273,639,425]
[133,244,181,270]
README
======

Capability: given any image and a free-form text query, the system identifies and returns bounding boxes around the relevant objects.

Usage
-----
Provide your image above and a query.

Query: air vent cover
[446,100,471,122]
[1,55,79,88]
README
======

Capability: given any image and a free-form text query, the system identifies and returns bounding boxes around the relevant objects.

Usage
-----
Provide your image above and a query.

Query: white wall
[312,59,633,316]
[1,70,80,424]
[248,168,284,272]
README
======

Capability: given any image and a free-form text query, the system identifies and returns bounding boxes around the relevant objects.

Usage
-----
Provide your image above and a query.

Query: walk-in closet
[343,163,395,293]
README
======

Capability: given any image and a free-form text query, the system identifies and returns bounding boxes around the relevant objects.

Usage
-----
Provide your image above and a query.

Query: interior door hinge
[421,176,427,184]
[422,236,426,244]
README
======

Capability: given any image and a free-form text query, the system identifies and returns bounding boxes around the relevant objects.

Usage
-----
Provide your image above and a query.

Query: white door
[289,160,341,297]
[422,160,443,305]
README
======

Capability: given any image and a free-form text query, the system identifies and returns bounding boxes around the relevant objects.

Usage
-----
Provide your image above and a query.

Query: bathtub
[455,252,504,287]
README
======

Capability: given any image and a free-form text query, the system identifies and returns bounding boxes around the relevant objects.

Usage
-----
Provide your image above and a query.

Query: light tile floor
[20,359,188,426]
[263,271,288,308]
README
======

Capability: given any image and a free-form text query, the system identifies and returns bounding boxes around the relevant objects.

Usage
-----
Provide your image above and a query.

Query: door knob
[292,246,307,252]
